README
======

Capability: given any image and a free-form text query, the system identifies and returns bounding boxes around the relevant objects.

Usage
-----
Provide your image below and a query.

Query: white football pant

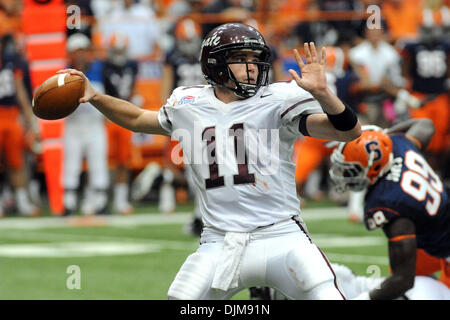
[63,121,109,210]
[168,217,345,300]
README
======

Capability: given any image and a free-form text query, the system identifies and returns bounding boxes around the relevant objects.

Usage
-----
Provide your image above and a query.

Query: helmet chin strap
[224,64,258,98]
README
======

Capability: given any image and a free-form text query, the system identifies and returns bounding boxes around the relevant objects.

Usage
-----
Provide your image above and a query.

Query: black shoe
[63,209,73,216]
[191,217,203,237]
[96,205,111,215]
[249,287,272,300]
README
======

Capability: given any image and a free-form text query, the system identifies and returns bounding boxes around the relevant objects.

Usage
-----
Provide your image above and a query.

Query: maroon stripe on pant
[292,217,312,243]
[292,217,346,300]
[317,247,346,299]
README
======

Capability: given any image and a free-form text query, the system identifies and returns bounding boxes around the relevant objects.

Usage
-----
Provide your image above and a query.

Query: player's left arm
[385,118,435,150]
[289,43,361,142]
[366,217,417,300]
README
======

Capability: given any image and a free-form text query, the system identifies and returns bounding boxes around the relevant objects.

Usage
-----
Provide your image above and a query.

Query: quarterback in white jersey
[58,23,361,300]
[158,81,322,231]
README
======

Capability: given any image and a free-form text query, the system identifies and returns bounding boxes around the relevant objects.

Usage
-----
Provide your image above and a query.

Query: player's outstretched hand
[56,68,97,103]
[288,42,328,96]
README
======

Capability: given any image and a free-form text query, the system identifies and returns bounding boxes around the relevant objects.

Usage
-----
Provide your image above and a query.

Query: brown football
[32,73,85,120]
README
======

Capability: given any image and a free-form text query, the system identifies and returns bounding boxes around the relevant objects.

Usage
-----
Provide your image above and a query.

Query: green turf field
[0,202,389,300]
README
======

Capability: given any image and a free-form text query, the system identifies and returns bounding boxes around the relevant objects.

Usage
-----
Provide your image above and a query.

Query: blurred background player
[293,46,345,202]
[166,17,205,230]
[63,33,109,216]
[164,16,204,230]
[0,31,39,216]
[292,45,365,220]
[348,23,404,128]
[162,17,204,94]
[98,0,161,61]
[329,120,449,299]
[0,33,39,217]
[131,17,205,225]
[398,23,449,177]
[102,33,137,215]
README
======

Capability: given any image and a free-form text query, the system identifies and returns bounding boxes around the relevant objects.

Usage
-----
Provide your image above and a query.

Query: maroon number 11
[202,123,255,189]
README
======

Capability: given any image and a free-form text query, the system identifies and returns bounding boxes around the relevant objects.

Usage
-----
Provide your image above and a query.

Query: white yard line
[0,229,199,250]
[0,207,385,261]
[0,207,348,230]
[326,253,389,265]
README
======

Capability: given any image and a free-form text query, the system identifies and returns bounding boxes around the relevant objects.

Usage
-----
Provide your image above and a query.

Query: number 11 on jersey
[202,123,255,189]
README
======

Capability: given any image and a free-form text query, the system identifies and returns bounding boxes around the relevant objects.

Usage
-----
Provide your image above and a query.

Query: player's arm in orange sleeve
[58,69,168,136]
[366,218,417,300]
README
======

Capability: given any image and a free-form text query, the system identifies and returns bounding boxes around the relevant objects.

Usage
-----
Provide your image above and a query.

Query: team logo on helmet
[201,33,221,48]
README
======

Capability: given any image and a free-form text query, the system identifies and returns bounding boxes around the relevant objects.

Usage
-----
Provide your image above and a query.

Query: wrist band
[326,104,358,131]
[298,113,311,136]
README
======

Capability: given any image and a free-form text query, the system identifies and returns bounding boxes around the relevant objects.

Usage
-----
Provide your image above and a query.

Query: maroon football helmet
[199,23,271,98]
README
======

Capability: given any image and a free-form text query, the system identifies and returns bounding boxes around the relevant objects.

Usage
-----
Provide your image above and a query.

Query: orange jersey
[0,108,25,169]
[293,137,332,185]
[416,248,450,288]
[409,92,449,153]
[382,0,422,40]
[107,121,132,168]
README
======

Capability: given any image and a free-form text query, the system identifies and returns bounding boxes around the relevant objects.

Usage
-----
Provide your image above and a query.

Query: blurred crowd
[0,0,449,219]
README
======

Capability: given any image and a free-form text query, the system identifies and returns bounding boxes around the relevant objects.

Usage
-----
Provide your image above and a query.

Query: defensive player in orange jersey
[330,119,450,299]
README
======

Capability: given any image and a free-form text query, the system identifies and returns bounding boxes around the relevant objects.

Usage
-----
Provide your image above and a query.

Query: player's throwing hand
[289,42,328,96]
[57,68,97,103]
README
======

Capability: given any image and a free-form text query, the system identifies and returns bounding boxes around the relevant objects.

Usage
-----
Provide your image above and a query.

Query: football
[32,73,85,120]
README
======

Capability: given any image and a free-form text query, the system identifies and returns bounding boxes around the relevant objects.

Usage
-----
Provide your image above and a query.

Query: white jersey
[158,80,323,232]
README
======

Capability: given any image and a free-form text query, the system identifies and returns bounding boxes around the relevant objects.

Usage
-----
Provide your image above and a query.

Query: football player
[162,17,204,225]
[330,119,449,299]
[63,33,110,216]
[162,17,205,100]
[58,23,361,300]
[398,24,450,174]
[0,34,39,217]
[102,33,138,215]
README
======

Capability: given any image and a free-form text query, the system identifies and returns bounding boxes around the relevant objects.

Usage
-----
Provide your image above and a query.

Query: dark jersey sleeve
[364,204,401,231]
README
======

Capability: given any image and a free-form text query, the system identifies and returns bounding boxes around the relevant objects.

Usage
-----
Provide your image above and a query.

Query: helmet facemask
[329,139,394,193]
[329,149,371,193]
[209,47,271,98]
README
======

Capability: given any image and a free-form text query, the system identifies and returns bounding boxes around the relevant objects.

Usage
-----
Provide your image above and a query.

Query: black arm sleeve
[298,113,311,136]
[326,104,358,131]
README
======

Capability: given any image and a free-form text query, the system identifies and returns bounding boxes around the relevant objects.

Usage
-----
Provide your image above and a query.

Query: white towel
[211,232,249,291]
